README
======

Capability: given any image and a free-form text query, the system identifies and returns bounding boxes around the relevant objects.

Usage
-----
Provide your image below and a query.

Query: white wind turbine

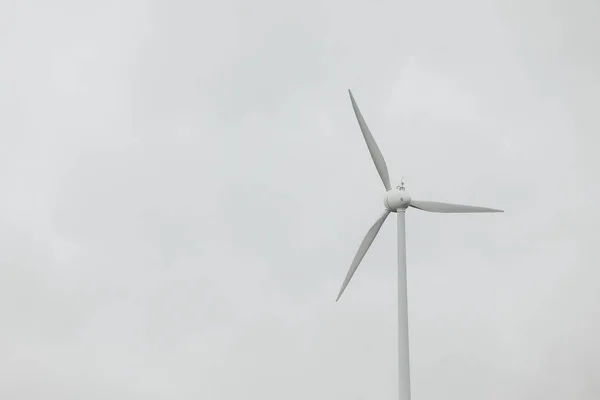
[336,90,503,400]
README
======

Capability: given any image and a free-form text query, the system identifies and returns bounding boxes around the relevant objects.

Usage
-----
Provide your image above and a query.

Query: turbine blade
[348,89,392,191]
[409,200,503,213]
[336,210,390,301]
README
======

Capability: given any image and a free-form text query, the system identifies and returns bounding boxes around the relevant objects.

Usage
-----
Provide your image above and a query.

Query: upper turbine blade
[336,210,391,302]
[410,200,503,213]
[348,90,392,191]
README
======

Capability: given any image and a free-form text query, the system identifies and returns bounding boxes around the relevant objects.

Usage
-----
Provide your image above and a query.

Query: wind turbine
[336,90,503,400]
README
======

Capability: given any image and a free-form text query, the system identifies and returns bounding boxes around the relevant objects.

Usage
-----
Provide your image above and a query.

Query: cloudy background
[1,0,598,398]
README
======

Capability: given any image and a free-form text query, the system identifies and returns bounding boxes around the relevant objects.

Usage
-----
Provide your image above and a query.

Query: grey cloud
[1,0,599,398]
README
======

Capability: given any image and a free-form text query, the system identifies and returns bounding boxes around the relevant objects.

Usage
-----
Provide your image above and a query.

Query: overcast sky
[1,0,599,398]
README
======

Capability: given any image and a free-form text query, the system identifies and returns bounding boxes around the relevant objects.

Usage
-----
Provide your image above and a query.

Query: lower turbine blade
[410,200,503,213]
[336,210,390,301]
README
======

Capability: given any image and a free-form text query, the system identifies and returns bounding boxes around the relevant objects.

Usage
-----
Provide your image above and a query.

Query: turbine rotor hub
[384,186,411,212]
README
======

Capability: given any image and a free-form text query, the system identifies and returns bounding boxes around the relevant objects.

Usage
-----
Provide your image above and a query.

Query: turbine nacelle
[384,187,411,212]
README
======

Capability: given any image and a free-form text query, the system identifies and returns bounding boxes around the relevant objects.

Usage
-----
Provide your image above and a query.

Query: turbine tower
[336,90,503,400]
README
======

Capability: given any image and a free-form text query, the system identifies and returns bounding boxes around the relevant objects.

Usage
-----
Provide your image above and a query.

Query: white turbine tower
[336,90,503,400]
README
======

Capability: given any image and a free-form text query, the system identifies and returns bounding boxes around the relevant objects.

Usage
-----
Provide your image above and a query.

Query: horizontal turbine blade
[410,200,503,213]
[348,90,392,191]
[336,210,390,301]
